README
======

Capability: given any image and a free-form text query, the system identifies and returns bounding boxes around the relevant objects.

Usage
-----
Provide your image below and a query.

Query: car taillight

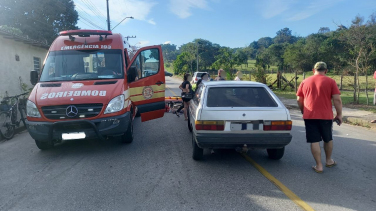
[195,77,198,81]
[263,121,292,131]
[195,120,225,131]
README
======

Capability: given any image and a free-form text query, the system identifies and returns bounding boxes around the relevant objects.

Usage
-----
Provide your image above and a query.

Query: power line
[76,11,106,30]
[52,0,106,29]
[85,0,106,17]
[80,0,107,26]
[75,4,106,29]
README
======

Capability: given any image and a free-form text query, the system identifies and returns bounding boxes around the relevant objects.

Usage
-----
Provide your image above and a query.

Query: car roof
[202,80,265,87]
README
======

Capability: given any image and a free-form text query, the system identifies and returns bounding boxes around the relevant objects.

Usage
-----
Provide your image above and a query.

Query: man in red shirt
[296,62,343,173]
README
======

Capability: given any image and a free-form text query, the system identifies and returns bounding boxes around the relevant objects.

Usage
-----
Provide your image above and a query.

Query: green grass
[164,64,174,73]
[272,90,297,100]
[233,60,279,73]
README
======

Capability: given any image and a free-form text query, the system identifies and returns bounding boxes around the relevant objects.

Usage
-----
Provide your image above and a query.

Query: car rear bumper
[26,112,131,142]
[194,132,292,149]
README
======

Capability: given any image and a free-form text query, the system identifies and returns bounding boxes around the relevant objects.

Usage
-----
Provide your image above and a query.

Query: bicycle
[0,93,29,140]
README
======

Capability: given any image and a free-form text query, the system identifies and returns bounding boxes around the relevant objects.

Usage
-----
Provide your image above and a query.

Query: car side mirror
[30,70,39,85]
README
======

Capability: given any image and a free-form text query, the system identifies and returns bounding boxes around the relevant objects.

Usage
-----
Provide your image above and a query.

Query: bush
[251,68,270,84]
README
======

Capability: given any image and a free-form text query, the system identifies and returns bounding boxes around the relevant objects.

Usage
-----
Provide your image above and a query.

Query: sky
[74,0,376,48]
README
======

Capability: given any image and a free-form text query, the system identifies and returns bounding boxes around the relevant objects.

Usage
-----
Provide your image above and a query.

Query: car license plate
[230,122,262,131]
[62,132,86,140]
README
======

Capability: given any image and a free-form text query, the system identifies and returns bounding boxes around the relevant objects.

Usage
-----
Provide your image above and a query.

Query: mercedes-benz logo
[66,105,78,118]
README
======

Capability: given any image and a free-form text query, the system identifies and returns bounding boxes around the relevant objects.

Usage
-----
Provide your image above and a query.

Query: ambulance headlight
[26,100,41,118]
[104,95,125,114]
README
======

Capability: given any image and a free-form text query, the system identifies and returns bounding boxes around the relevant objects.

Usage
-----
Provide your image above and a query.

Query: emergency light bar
[59,30,112,36]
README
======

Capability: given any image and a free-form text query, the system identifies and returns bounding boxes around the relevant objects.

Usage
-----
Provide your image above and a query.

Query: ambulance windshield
[40,49,124,82]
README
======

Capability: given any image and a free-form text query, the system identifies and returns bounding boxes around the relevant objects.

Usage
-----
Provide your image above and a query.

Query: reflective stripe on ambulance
[129,84,165,102]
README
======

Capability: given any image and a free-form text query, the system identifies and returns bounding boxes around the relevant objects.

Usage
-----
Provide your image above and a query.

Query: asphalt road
[1,77,375,211]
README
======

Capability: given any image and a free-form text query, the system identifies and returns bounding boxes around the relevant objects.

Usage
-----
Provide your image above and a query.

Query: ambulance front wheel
[121,116,134,143]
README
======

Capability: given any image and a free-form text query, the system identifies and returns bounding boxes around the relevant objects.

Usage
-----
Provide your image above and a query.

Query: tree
[340,14,376,104]
[304,33,329,67]
[234,48,248,67]
[173,52,190,75]
[257,50,272,71]
[267,43,288,71]
[321,31,348,75]
[318,27,331,34]
[0,0,79,44]
[283,39,311,72]
[274,28,297,44]
[212,47,237,74]
[161,44,178,62]
[257,37,273,49]
[180,42,197,73]
[194,39,220,71]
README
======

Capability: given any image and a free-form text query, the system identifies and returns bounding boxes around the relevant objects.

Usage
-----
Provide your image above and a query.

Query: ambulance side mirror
[30,70,39,85]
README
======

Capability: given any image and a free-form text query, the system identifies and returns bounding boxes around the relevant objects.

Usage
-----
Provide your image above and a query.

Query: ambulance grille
[41,104,103,120]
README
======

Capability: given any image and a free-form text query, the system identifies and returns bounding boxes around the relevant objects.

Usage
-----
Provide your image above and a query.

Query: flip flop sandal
[312,166,323,173]
[371,120,376,123]
[326,160,337,168]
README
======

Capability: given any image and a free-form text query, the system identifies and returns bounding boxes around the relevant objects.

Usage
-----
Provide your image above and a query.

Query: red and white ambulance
[26,30,165,150]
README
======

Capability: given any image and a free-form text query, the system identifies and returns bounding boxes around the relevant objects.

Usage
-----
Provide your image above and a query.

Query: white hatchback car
[188,81,292,160]
[191,72,209,84]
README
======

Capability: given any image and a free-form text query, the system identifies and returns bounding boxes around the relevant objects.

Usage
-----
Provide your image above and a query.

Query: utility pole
[106,0,111,31]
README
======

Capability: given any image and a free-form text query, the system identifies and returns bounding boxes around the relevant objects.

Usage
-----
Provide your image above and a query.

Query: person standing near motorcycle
[175,73,193,120]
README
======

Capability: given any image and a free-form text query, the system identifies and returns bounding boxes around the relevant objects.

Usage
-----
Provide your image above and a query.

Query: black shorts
[182,98,191,102]
[304,119,333,143]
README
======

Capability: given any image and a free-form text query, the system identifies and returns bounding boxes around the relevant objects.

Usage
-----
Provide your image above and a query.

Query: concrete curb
[342,116,376,130]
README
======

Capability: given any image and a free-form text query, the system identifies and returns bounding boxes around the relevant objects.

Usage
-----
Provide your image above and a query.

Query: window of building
[33,57,41,72]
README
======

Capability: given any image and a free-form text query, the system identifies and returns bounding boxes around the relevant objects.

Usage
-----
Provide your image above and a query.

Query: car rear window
[196,73,206,77]
[206,87,278,107]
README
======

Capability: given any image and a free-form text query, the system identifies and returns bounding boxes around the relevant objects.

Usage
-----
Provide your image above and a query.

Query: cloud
[169,0,208,19]
[259,0,296,19]
[286,0,344,21]
[137,41,150,46]
[74,0,157,29]
[164,41,171,44]
[148,18,156,25]
[259,0,343,21]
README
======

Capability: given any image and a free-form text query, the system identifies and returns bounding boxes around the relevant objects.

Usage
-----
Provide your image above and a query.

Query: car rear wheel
[35,139,54,150]
[192,133,203,160]
[121,114,134,143]
[267,147,285,160]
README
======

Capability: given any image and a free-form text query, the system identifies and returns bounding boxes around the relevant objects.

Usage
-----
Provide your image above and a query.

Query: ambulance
[26,30,165,150]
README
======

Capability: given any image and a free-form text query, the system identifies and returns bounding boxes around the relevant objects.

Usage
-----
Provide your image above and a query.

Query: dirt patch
[344,103,376,113]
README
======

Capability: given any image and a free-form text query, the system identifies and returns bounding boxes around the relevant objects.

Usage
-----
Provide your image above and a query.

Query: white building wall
[0,35,48,98]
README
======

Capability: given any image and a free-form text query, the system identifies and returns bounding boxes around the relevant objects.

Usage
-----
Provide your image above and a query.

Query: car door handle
[155,81,164,85]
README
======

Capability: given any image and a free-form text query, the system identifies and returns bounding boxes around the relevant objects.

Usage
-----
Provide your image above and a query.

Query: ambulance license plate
[62,132,86,140]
